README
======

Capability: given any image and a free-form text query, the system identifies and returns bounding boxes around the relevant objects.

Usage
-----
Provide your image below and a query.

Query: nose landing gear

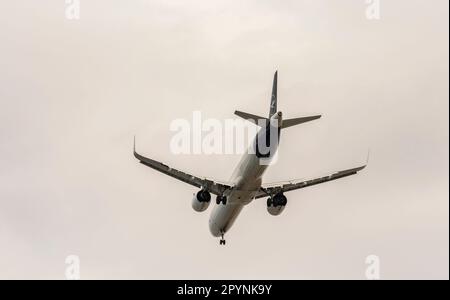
[219,232,226,245]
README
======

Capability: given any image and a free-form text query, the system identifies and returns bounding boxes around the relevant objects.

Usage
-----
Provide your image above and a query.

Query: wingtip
[365,149,371,166]
[359,156,370,172]
[353,150,370,172]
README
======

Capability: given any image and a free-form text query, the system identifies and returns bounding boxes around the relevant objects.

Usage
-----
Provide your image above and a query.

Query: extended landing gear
[216,195,227,205]
[219,232,226,245]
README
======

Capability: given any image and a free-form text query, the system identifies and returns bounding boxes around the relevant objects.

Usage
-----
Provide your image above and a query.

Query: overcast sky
[0,0,448,279]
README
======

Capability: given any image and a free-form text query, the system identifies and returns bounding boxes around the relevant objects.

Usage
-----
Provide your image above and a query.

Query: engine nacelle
[267,193,287,216]
[191,189,211,212]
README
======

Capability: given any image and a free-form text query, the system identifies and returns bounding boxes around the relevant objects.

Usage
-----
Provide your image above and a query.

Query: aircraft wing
[134,139,232,196]
[254,165,366,199]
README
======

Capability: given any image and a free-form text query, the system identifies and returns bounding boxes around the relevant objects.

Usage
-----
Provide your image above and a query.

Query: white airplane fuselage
[208,112,282,237]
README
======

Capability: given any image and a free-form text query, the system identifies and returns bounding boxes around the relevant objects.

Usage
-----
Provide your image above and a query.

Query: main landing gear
[219,232,226,245]
[216,195,227,205]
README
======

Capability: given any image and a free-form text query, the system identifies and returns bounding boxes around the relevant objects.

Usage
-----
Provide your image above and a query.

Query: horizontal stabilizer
[234,110,268,125]
[281,115,321,129]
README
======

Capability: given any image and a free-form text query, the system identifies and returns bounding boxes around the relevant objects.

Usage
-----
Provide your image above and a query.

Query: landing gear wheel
[219,232,226,245]
[216,196,227,205]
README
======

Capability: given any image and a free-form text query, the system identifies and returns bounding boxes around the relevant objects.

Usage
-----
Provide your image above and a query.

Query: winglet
[366,149,371,166]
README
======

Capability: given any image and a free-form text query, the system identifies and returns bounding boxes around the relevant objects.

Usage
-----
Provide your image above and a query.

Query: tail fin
[269,71,277,117]
[235,71,321,129]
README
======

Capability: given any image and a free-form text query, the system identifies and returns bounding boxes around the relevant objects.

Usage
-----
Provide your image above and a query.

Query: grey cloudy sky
[0,0,448,279]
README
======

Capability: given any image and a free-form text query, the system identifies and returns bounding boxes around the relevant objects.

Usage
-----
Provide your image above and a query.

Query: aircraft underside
[134,71,366,245]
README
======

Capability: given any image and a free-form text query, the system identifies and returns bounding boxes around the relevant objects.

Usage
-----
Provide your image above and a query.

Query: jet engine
[191,189,211,212]
[267,193,287,216]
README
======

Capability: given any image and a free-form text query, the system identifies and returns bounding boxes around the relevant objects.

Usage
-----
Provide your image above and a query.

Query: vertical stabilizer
[269,71,278,117]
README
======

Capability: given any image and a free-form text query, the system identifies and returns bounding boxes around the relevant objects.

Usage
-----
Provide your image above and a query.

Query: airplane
[134,71,366,245]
